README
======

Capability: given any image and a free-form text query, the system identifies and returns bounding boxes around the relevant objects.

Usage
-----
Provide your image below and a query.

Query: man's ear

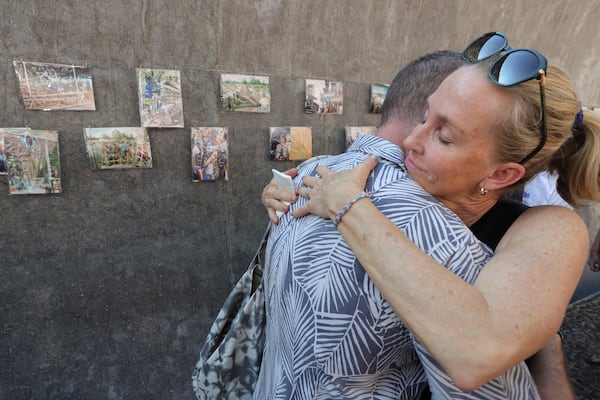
[482,162,526,191]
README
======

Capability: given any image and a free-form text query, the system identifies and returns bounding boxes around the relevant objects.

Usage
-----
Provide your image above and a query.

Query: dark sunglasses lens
[490,50,542,86]
[464,33,507,61]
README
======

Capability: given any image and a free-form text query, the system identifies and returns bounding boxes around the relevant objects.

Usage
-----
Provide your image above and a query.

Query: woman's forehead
[436,66,487,98]
[433,66,510,115]
[430,66,511,138]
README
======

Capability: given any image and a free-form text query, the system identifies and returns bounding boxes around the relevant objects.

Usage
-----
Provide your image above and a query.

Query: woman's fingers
[292,202,311,218]
[262,180,298,224]
[294,156,379,219]
[299,176,320,198]
[315,164,334,178]
[284,167,299,179]
[287,155,380,221]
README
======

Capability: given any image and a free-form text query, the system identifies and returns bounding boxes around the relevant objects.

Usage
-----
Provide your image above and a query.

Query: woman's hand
[262,168,298,224]
[293,155,378,220]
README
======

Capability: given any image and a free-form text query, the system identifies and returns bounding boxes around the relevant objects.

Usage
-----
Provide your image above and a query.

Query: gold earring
[480,187,488,196]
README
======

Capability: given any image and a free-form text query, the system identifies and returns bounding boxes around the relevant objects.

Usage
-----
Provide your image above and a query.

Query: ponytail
[551,109,600,207]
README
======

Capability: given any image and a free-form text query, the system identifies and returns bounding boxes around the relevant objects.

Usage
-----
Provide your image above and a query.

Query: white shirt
[523,171,573,209]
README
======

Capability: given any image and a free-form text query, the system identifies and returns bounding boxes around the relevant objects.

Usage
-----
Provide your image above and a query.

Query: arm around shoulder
[454,205,588,387]
[336,202,588,390]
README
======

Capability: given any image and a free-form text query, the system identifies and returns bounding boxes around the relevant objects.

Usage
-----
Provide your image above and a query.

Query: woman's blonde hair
[483,63,600,207]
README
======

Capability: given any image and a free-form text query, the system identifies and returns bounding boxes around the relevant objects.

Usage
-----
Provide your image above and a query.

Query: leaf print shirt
[254,134,540,400]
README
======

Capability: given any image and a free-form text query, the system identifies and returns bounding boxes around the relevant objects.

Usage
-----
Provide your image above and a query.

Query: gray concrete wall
[0,1,599,399]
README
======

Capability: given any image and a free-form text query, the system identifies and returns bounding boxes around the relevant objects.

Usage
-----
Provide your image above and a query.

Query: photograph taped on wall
[220,73,270,113]
[84,127,152,169]
[13,61,95,111]
[191,127,229,182]
[270,126,312,161]
[305,79,343,114]
[345,126,377,149]
[2,128,61,195]
[137,68,184,128]
[370,83,388,114]
[0,131,6,175]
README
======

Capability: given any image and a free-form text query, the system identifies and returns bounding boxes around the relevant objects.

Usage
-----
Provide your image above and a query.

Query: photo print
[305,79,343,114]
[0,131,6,175]
[2,128,61,195]
[370,83,388,113]
[13,61,95,111]
[191,127,229,182]
[220,73,270,113]
[270,126,312,161]
[137,68,184,128]
[84,127,152,169]
[345,126,377,149]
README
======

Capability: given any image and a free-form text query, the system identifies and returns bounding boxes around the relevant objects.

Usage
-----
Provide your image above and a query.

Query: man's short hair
[381,51,464,127]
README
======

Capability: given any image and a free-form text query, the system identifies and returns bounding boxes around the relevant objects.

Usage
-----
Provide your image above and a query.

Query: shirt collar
[348,134,405,167]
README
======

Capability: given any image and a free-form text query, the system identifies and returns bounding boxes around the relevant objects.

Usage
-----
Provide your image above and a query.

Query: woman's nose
[403,126,424,154]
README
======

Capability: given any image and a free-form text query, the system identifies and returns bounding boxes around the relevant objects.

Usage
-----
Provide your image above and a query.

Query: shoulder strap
[250,223,271,291]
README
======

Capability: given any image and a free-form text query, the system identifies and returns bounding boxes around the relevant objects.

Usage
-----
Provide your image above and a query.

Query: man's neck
[376,121,413,148]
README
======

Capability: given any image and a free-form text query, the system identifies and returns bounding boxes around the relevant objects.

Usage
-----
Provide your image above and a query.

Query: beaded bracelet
[333,191,375,226]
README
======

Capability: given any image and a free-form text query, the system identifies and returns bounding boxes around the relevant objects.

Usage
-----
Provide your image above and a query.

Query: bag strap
[251,223,271,292]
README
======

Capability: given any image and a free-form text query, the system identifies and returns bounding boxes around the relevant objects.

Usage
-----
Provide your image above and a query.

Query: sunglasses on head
[463,32,548,165]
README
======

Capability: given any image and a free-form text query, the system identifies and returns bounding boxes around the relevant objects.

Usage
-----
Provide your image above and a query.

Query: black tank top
[470,198,530,251]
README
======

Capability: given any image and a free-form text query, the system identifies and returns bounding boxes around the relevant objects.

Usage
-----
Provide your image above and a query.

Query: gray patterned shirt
[254,134,540,399]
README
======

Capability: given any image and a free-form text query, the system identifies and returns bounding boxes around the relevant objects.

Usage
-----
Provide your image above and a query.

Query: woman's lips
[404,152,424,173]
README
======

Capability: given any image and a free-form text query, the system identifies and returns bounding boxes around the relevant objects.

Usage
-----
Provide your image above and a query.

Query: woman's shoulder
[500,205,589,253]
[516,204,583,222]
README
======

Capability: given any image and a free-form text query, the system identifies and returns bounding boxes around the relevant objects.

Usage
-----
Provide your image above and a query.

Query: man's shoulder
[373,181,489,258]
[372,178,436,205]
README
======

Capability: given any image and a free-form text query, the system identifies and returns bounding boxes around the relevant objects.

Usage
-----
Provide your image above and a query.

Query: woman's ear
[482,162,526,191]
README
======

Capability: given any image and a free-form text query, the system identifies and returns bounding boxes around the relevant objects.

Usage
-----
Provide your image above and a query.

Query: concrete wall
[1,1,599,399]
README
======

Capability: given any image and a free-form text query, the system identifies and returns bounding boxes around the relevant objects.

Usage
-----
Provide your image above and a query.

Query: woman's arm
[293,157,588,391]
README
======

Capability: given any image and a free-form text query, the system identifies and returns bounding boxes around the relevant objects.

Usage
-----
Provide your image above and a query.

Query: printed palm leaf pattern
[257,135,536,399]
[277,280,318,395]
[293,217,357,312]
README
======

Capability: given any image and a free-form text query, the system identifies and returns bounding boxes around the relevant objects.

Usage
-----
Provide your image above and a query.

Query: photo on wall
[345,126,377,149]
[305,79,343,114]
[137,68,184,128]
[270,126,312,161]
[84,127,152,169]
[0,131,6,175]
[2,128,61,195]
[191,127,229,182]
[220,73,270,113]
[370,83,388,113]
[13,61,95,111]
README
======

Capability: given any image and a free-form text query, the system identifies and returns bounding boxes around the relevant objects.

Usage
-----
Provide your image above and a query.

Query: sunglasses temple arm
[518,70,548,165]
[539,71,548,150]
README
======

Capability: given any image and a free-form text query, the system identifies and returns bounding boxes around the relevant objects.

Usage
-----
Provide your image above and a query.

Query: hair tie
[573,108,584,131]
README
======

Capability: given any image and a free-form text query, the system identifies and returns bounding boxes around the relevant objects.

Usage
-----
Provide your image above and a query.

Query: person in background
[589,227,600,273]
[586,226,600,364]
[522,170,573,209]
[275,135,290,161]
